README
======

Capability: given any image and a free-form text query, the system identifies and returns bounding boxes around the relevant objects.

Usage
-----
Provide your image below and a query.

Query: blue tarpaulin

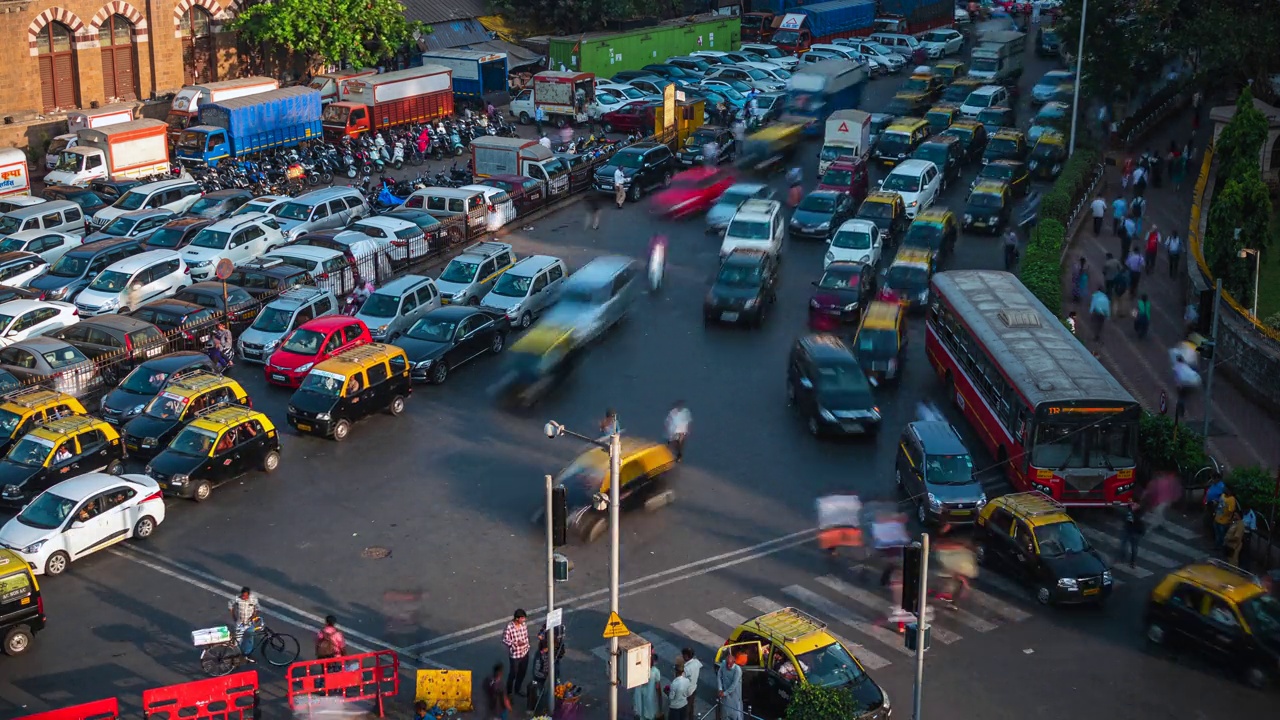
[795,0,876,38]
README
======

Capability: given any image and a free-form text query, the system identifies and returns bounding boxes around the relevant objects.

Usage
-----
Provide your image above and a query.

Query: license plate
[105,417,119,425]
[844,423,864,432]
[126,442,138,451]
[296,423,312,432]
[681,159,693,165]
[973,221,986,227]
[271,373,287,382]
[158,483,168,490]
[720,312,739,321]
[1083,587,1099,596]
[950,509,971,516]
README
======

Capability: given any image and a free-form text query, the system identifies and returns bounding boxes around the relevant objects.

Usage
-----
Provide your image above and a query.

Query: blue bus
[786,59,868,136]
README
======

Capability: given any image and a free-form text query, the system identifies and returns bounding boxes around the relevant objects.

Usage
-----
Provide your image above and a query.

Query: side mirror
[877,179,884,187]
[810,280,819,287]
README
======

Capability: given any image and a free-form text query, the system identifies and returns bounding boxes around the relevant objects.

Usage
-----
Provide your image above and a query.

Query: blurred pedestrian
[1125,248,1144,295]
[786,166,803,207]
[1134,292,1151,338]
[1111,195,1127,235]
[584,189,601,230]
[1143,472,1182,533]
[1003,229,1019,270]
[485,663,511,720]
[535,105,546,134]
[1172,354,1201,420]
[502,609,530,697]
[1144,226,1160,274]
[1132,163,1148,198]
[1120,216,1136,256]
[559,125,573,148]
[665,401,692,462]
[1066,310,1078,335]
[1192,90,1203,130]
[1112,269,1130,317]
[1091,193,1106,235]
[1071,256,1089,303]
[1213,487,1238,547]
[1102,252,1121,296]
[1166,231,1183,277]
[1089,285,1110,341]
[1119,500,1146,567]
[632,650,660,720]
[614,166,627,209]
[1223,511,1245,565]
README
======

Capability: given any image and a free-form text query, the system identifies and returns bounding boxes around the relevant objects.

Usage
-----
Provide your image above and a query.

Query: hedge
[1138,412,1209,476]
[1227,465,1277,518]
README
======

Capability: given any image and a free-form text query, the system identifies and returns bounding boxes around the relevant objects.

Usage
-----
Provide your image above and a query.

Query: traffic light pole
[608,430,622,720]
[1201,279,1222,439]
[912,533,930,720]
[545,473,556,717]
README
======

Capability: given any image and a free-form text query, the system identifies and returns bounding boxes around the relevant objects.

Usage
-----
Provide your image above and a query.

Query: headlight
[819,408,836,422]
[977,492,988,507]
[744,298,758,309]
[964,213,973,222]
[817,221,830,230]
[928,493,941,509]
[316,412,331,421]
[1102,570,1113,584]
[2,484,18,495]
[142,437,158,448]
[825,251,835,262]
[100,397,107,411]
[1052,163,1062,173]
[264,338,280,352]
[810,298,821,309]
[171,474,189,486]
[287,405,296,414]
[908,200,918,207]
[21,539,47,554]
[415,360,433,369]
[843,302,858,311]
[917,290,928,301]
[189,259,212,268]
[375,325,388,334]
[130,404,145,415]
[886,358,898,377]
[101,297,119,308]
[1057,578,1078,590]
[46,287,68,300]
[296,362,314,373]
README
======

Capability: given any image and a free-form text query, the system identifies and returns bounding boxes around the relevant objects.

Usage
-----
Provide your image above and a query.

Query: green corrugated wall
[548,18,742,76]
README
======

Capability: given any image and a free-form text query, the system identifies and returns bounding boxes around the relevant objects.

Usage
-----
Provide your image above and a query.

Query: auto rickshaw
[737,122,805,174]
[491,322,581,409]
[1028,131,1069,180]
[546,438,677,542]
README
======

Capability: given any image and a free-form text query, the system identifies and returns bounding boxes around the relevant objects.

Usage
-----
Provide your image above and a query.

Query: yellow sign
[602,611,631,638]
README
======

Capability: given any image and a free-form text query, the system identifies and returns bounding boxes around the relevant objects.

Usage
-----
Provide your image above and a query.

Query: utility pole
[608,430,622,720]
[911,533,930,720]
[1202,279,1222,439]
[544,474,556,717]
[1068,0,1088,155]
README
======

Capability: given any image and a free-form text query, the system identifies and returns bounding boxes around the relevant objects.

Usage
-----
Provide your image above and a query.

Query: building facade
[0,0,251,117]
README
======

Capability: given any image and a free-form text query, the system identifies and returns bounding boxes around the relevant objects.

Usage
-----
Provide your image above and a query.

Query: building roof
[401,0,490,24]
[420,18,493,51]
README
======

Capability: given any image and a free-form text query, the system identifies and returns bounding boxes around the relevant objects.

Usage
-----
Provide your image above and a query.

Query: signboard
[215,258,234,280]
[602,611,631,638]
[547,608,563,629]
[662,83,676,132]
[779,13,805,30]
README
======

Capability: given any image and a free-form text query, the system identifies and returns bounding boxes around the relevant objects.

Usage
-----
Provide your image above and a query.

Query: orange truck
[322,66,454,139]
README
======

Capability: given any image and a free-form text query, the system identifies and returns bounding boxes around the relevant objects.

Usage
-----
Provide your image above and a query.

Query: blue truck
[786,58,869,135]
[175,86,322,167]
[420,50,510,107]
[771,0,876,53]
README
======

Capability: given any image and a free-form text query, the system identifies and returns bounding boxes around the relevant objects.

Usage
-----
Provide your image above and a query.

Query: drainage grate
[362,546,392,559]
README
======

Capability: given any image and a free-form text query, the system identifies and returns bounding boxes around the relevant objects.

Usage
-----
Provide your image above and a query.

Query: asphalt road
[3,20,1273,719]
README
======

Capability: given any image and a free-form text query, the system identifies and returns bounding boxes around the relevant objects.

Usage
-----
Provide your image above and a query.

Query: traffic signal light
[551,485,568,547]
[901,542,923,615]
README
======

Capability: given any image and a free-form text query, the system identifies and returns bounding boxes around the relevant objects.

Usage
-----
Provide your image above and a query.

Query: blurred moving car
[651,167,736,220]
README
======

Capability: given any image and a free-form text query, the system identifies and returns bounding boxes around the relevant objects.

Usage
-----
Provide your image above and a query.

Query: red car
[650,166,735,219]
[264,316,371,388]
[817,157,871,207]
[600,101,661,134]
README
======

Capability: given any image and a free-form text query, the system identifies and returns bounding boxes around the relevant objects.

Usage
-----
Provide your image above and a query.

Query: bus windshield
[1032,415,1138,470]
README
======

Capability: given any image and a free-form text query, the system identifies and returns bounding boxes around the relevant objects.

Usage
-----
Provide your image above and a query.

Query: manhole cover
[362,546,392,559]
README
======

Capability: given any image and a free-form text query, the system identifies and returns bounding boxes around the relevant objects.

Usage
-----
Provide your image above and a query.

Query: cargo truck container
[44,104,136,170]
[470,137,570,198]
[176,87,322,167]
[873,0,953,35]
[0,149,31,200]
[421,50,510,108]
[971,30,1026,84]
[532,71,597,127]
[771,0,877,54]
[322,65,454,140]
[548,15,740,76]
[165,77,280,140]
[44,119,169,186]
[820,109,871,175]
[307,68,378,105]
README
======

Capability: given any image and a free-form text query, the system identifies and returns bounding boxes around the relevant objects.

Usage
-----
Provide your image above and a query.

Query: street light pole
[608,430,622,720]
[1068,0,1088,155]
[911,533,930,720]
[544,473,556,717]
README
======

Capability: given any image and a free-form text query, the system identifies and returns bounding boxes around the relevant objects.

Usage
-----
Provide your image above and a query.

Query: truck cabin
[741,12,775,42]
[771,26,812,55]
[51,148,102,177]
[176,126,225,164]
[165,98,199,137]
[873,15,908,34]
[308,70,376,105]
[321,103,369,139]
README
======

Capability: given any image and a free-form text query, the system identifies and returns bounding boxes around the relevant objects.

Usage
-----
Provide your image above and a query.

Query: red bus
[925,270,1140,506]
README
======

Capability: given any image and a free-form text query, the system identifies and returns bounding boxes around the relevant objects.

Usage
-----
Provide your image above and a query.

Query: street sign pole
[545,473,556,717]
[912,533,930,720]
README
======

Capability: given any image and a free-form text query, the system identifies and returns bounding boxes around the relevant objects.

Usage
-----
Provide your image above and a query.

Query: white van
[869,33,925,61]
[73,250,191,315]
[0,200,87,239]
[182,213,286,281]
[91,178,203,229]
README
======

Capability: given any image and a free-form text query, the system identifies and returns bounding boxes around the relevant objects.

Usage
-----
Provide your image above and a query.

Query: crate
[415,669,473,712]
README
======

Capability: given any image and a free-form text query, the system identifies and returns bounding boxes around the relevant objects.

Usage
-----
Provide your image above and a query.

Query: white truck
[165,76,280,140]
[0,148,31,202]
[44,119,170,186]
[820,109,872,176]
[970,31,1026,84]
[469,137,570,196]
[44,104,136,170]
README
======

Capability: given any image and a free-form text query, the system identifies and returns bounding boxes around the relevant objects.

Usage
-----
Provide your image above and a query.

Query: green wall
[549,18,742,77]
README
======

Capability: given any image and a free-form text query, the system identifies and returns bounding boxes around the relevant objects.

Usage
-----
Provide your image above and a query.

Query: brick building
[0,0,252,117]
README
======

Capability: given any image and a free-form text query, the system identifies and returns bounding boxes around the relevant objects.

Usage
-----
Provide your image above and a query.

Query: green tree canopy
[1215,88,1270,182]
[1057,0,1176,105]
[1168,0,1280,85]
[486,0,663,35]
[232,0,422,68]
[1203,165,1272,297]
[783,683,863,720]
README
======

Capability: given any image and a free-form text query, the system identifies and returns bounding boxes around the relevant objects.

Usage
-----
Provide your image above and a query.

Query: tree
[1215,88,1270,183]
[1169,0,1280,84]
[1057,0,1176,106]
[1203,165,1272,297]
[783,683,862,720]
[231,0,422,69]
[486,0,663,34]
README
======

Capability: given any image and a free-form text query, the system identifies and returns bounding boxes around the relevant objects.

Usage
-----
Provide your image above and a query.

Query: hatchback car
[145,405,280,502]
[174,282,261,334]
[851,300,907,386]
[676,126,737,166]
[0,231,77,266]
[98,351,214,427]
[182,189,254,220]
[232,195,291,218]
[41,186,109,218]
[706,183,774,234]
[960,85,1010,119]
[0,300,79,347]
[264,316,371,388]
[722,199,785,259]
[807,261,877,331]
[182,213,287,282]
[826,220,882,268]
[27,237,140,303]
[0,338,102,398]
[137,217,211,252]
[48,314,167,370]
[790,190,855,242]
[0,415,125,508]
[128,299,218,352]
[82,208,176,245]
[651,166,736,220]
[786,334,881,437]
[598,101,661,134]
[0,252,49,289]
[879,159,942,218]
[0,472,164,576]
[73,250,190,316]
[122,372,251,459]
[355,274,440,342]
[541,256,639,346]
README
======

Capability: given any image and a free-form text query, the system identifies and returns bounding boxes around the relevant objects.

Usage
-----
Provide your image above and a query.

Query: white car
[457,185,518,232]
[960,85,1011,119]
[738,62,792,83]
[848,41,908,73]
[232,195,291,218]
[591,92,640,118]
[880,159,942,219]
[0,252,49,289]
[955,6,972,23]
[0,299,79,346]
[826,220,884,268]
[181,213,286,281]
[596,83,657,102]
[0,473,165,576]
[739,43,800,71]
[706,66,784,92]
[0,230,77,266]
[920,29,965,56]
[720,199,784,260]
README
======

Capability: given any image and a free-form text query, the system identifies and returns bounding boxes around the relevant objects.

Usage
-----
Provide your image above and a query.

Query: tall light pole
[1068,0,1088,155]
[544,473,556,717]
[1239,248,1261,317]
[545,418,623,720]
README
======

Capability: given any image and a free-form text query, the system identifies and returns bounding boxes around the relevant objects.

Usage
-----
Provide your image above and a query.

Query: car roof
[374,274,434,293]
[0,299,60,315]
[736,199,780,217]
[0,251,45,265]
[972,179,1010,194]
[190,404,265,431]
[205,212,273,231]
[105,249,181,271]
[739,607,838,654]
[202,188,253,199]
[914,208,953,223]
[139,298,204,314]
[299,315,354,332]
[352,215,416,230]
[505,255,561,277]
[266,245,342,260]
[798,333,856,361]
[570,256,634,284]
[269,286,329,308]
[1168,561,1266,604]
[425,305,482,321]
[892,248,934,265]
[41,472,143,500]
[455,240,512,261]
[990,492,1072,526]
[861,300,902,326]
[78,314,154,331]
[907,420,968,454]
[973,85,1004,95]
[723,249,768,266]
[10,336,73,351]
[66,237,138,256]
[136,351,209,372]
[891,159,934,175]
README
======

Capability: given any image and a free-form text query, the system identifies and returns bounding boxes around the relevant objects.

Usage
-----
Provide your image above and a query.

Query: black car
[142,217,213,251]
[224,258,314,302]
[145,406,280,502]
[939,123,988,164]
[0,419,126,509]
[384,207,451,254]
[393,306,508,384]
[48,315,169,375]
[593,143,677,202]
[175,282,261,333]
[129,299,219,352]
[912,136,964,188]
[789,190,855,242]
[1035,27,1062,57]
[88,179,142,202]
[99,351,214,427]
[41,185,109,217]
[807,262,877,328]
[27,236,141,302]
[676,126,736,166]
[786,334,881,437]
[703,250,778,327]
[0,285,40,303]
[182,189,254,220]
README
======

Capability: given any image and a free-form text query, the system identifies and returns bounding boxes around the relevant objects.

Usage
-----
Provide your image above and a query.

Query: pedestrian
[1192,90,1203,130]
[1089,285,1110,341]
[1144,226,1160,274]
[613,166,627,209]
[1125,247,1144,295]
[501,609,530,697]
[703,138,719,167]
[486,102,497,122]
[1165,231,1183,277]
[315,615,346,659]
[667,662,691,720]
[1134,292,1151,338]
[414,700,431,720]
[534,105,546,134]
[1132,163,1148,198]
[1003,229,1019,270]
[681,648,702,718]
[583,189,601,230]
[1090,193,1106,235]
[1150,147,1163,188]
[632,650,660,720]
[485,663,511,720]
[1112,270,1130,317]
[786,166,803,207]
[1223,511,1245,565]
[1213,487,1238,547]
[1070,256,1089,303]
[1172,354,1201,420]
[1120,500,1146,567]
[1102,252,1121,297]
[559,124,573,148]
[1066,310,1078,335]
[1111,195,1127,235]
[717,652,744,720]
[1120,216,1136,256]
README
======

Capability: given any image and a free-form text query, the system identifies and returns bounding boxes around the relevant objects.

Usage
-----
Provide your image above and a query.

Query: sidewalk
[1060,106,1278,473]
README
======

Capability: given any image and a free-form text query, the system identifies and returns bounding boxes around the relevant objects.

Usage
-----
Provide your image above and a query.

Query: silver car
[355,274,440,342]
[706,183,775,234]
[478,255,567,330]
[435,241,515,306]
[237,286,338,363]
[541,256,639,345]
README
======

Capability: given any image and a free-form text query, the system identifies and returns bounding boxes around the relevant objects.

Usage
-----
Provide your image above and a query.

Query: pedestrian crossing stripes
[671,619,724,649]
[707,607,748,628]
[818,573,995,632]
[1079,526,1180,568]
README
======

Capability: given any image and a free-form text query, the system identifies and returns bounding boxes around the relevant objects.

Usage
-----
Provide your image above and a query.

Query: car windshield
[792,642,867,687]
[716,262,763,287]
[821,169,853,187]
[980,166,1013,183]
[170,425,216,456]
[491,272,532,298]
[611,152,646,169]
[926,454,974,484]
[858,201,894,219]
[903,78,931,93]
[916,147,946,166]
[187,197,224,215]
[886,264,929,289]
[406,316,456,342]
[439,259,479,284]
[856,328,898,357]
[942,85,972,102]
[120,365,170,394]
[969,192,1004,209]
[0,217,23,236]
[905,224,943,250]
[7,436,52,468]
[879,132,911,153]
[800,195,835,213]
[773,30,800,45]
[112,190,148,211]
[1031,143,1060,160]
[726,219,770,240]
[882,173,921,192]
[831,228,873,250]
[145,226,186,248]
[89,269,132,292]
[716,189,756,208]
[190,228,230,249]
[884,99,915,116]
[144,392,187,420]
[102,216,138,237]
[1033,521,1089,557]
[755,47,785,59]
[712,85,745,101]
[940,126,972,143]
[0,314,14,333]
[299,370,345,396]
[360,293,400,317]
[978,109,1008,126]
[236,201,274,216]
[1239,595,1280,643]
[818,267,861,289]
[1031,416,1138,470]
[988,138,1020,156]
[251,306,293,333]
[282,328,325,354]
[815,361,870,395]
[0,239,27,253]
[49,254,89,278]
[273,202,311,221]
[0,408,21,437]
[16,489,74,529]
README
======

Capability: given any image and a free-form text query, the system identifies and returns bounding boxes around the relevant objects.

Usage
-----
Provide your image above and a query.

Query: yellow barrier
[415,669,473,712]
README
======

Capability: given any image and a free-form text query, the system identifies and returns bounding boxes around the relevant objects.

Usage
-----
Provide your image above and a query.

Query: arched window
[99,15,138,101]
[179,7,217,86]
[36,22,78,112]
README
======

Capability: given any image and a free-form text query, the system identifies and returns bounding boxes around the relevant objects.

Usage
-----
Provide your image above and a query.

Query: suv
[270,186,369,241]
[704,250,777,328]
[912,135,964,188]
[28,237,141,302]
[122,372,251,458]
[142,217,213,251]
[238,286,338,363]
[0,415,125,508]
[182,213,286,281]
[0,388,87,456]
[721,199,784,260]
[91,178,203,229]
[975,492,1113,606]
[129,299,219,352]
[960,85,1011,119]
[786,334,881,437]
[895,420,986,525]
[226,257,313,301]
[879,159,941,218]
[83,208,175,244]
[355,274,441,342]
[436,241,516,306]
[49,314,167,366]
[593,143,676,203]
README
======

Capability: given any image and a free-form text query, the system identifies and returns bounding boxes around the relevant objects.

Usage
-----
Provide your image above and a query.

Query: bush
[1138,412,1209,476]
[1227,465,1276,517]
[1038,151,1100,226]
[1020,219,1065,314]
[785,683,862,720]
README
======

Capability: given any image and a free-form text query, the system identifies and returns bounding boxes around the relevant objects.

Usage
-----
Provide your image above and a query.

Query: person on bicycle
[229,586,261,662]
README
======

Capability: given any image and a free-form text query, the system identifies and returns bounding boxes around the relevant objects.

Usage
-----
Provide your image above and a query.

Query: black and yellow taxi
[977,106,1016,136]
[939,120,988,164]
[493,322,581,409]
[933,60,968,84]
[0,388,87,458]
[975,492,1113,606]
[0,548,44,656]
[912,134,963,188]
[0,416,124,508]
[903,208,959,261]
[900,71,945,102]
[884,92,932,121]
[982,128,1028,165]
[1145,559,1280,688]
[122,373,251,459]
[963,180,1014,234]
[855,191,909,245]
[852,300,907,385]
[924,104,959,136]
[719,606,889,719]
[546,438,677,542]
[881,247,937,310]
[145,405,281,502]
[287,343,412,442]
[872,117,930,168]
[973,158,1031,197]
[1028,131,1069,180]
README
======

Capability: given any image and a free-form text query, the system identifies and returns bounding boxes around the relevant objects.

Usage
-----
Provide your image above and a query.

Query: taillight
[124,333,133,354]
[72,308,78,316]
[37,596,43,616]
[141,490,163,504]
[184,265,191,274]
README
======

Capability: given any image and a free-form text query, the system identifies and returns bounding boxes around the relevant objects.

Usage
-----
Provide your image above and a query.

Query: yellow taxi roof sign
[602,611,631,638]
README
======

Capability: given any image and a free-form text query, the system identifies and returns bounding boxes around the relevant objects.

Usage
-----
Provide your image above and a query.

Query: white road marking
[1156,522,1201,541]
[1080,526,1179,567]
[967,574,1034,620]
[707,607,748,628]
[780,586,914,656]
[816,574,996,633]
[1097,553,1154,578]
[672,619,727,649]
[1137,527,1207,559]
[745,596,784,614]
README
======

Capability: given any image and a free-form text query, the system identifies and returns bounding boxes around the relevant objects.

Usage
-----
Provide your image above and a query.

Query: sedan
[0,337,103,398]
[182,189,254,220]
[98,351,214,427]
[0,473,165,576]
[0,252,49,288]
[0,299,80,347]
[789,191,855,242]
[81,208,174,245]
[395,306,508,384]
[174,282,261,334]
[600,101,661,134]
[0,230,78,265]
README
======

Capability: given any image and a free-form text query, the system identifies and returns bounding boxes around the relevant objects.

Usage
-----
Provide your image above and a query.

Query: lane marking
[967,573,1034,620]
[780,586,914,656]
[816,574,995,633]
[808,572,963,641]
[1156,523,1202,541]
[1136,527,1208,558]
[1080,526,1179,567]
[1096,553,1154,579]
[672,619,728,649]
[707,607,748,628]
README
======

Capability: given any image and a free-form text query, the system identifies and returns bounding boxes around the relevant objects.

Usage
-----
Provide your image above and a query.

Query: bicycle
[198,621,300,676]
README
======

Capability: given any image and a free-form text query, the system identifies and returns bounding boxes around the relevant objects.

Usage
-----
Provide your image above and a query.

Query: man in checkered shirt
[502,608,531,696]
[228,586,261,661]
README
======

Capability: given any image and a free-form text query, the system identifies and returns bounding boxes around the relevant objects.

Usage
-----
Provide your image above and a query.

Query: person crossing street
[665,401,692,462]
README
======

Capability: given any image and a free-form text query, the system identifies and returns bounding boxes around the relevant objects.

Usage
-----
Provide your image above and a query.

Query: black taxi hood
[843,671,886,713]
[290,389,340,415]
[148,447,206,477]
[123,414,182,443]
[102,385,154,413]
[0,460,43,489]
[1040,548,1108,579]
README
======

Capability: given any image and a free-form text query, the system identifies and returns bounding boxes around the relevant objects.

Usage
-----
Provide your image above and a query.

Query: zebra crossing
[583,519,1209,675]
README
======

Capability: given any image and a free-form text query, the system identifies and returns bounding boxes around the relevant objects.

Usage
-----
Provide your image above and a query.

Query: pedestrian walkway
[1060,105,1278,472]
